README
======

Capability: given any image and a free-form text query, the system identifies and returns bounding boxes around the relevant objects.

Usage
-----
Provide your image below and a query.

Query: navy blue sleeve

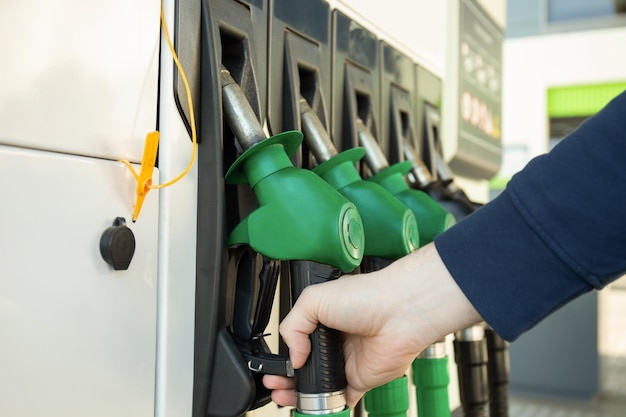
[434,90,626,341]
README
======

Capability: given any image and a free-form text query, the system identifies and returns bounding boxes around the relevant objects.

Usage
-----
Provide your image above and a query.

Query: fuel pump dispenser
[412,102,510,417]
[220,67,363,417]
[355,118,455,417]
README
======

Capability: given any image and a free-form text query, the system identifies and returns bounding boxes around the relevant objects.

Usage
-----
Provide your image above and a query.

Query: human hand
[264,243,482,409]
[264,270,426,408]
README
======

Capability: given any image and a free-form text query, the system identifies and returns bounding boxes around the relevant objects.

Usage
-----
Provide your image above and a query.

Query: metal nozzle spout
[455,325,485,342]
[299,97,338,164]
[220,67,266,151]
[403,139,434,188]
[418,340,447,359]
[435,152,455,186]
[355,118,389,174]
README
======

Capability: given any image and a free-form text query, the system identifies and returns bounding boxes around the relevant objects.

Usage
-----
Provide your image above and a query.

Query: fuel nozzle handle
[220,67,266,151]
[290,260,349,417]
[299,98,338,164]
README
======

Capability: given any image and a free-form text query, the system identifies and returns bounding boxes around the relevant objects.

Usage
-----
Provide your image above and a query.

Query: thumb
[346,386,366,410]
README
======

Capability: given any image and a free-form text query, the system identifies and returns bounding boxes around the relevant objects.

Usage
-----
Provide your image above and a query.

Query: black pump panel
[416,66,444,181]
[174,0,267,139]
[380,41,417,165]
[268,0,331,169]
[172,0,271,416]
[331,10,380,176]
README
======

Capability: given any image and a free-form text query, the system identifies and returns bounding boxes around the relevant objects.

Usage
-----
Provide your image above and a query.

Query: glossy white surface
[0,145,159,416]
[0,0,160,162]
[154,1,198,416]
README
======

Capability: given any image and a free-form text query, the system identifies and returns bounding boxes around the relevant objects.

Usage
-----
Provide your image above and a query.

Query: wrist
[381,243,483,351]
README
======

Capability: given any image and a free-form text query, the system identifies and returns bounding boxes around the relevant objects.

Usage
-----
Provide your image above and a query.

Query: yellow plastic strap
[121,3,197,221]
[134,131,159,221]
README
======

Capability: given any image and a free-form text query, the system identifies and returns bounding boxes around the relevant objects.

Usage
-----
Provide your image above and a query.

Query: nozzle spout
[220,67,267,151]
[403,139,434,188]
[355,118,389,174]
[435,152,456,186]
[299,97,338,164]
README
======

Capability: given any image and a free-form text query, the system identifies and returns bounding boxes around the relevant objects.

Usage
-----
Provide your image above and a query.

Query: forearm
[382,242,483,346]
[434,90,626,341]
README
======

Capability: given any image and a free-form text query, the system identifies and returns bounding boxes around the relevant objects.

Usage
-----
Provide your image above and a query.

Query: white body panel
[0,1,163,415]
[153,2,198,416]
[0,0,159,161]
[0,145,159,416]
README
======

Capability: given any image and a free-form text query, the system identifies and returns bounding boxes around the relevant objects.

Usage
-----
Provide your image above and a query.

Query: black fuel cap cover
[100,217,136,270]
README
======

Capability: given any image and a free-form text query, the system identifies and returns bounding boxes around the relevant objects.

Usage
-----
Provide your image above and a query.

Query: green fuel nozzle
[221,68,363,415]
[300,98,419,259]
[355,119,455,246]
[222,69,364,272]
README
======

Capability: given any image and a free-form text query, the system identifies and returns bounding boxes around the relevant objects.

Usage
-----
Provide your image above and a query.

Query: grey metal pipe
[355,118,389,174]
[418,339,447,359]
[404,138,435,188]
[455,325,485,342]
[299,97,338,164]
[220,67,266,151]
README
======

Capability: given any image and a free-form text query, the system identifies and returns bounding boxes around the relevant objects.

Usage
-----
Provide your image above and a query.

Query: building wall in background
[507,0,626,38]
[501,4,626,399]
[501,26,626,178]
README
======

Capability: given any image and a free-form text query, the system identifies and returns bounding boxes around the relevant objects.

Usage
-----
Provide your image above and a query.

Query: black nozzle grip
[290,260,346,395]
[485,328,510,417]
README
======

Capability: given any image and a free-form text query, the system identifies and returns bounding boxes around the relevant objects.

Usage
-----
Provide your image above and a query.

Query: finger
[262,374,295,390]
[279,320,313,369]
[279,288,321,369]
[270,388,297,407]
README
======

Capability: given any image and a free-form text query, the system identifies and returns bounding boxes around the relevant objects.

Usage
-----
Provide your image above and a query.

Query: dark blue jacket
[434,90,626,341]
